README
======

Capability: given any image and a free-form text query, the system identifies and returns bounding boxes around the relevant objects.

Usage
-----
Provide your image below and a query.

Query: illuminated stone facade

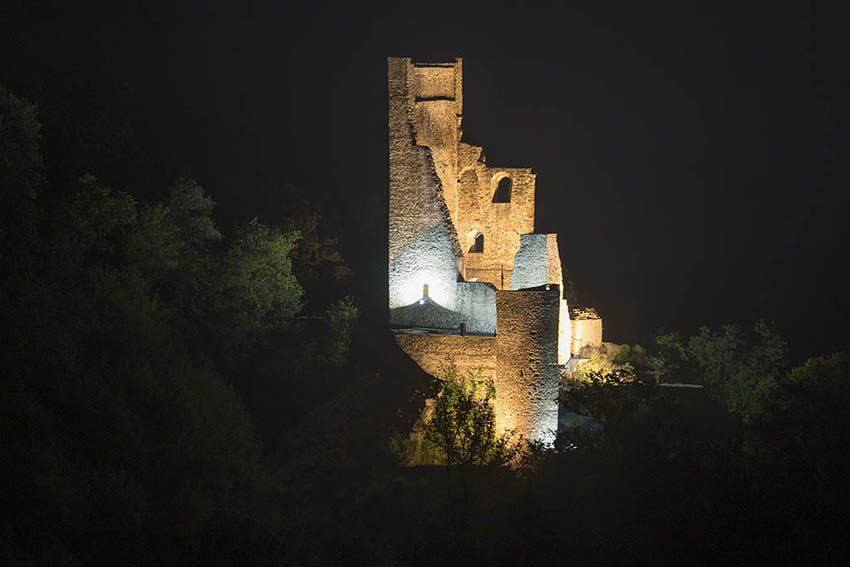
[388,57,603,443]
[570,307,604,356]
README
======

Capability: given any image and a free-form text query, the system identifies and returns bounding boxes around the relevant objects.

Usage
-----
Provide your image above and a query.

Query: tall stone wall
[388,58,462,313]
[510,234,572,364]
[494,288,560,444]
[410,62,462,221]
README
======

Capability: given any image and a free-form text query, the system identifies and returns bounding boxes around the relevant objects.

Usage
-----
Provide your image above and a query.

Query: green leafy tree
[650,320,786,423]
[570,344,641,382]
[319,296,360,369]
[779,351,850,461]
[423,368,520,466]
[53,173,137,263]
[573,345,621,379]
[0,85,42,268]
[0,88,366,561]
[0,172,274,562]
[216,218,303,342]
[561,367,657,430]
[612,343,651,369]
[126,178,222,282]
[283,211,352,286]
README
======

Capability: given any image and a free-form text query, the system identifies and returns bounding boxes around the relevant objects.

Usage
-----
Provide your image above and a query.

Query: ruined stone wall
[388,58,462,312]
[388,57,537,308]
[389,57,604,444]
[455,143,536,289]
[410,61,462,221]
[395,333,496,380]
[570,307,603,355]
[494,288,560,443]
[510,234,571,365]
[455,281,497,334]
[510,234,561,290]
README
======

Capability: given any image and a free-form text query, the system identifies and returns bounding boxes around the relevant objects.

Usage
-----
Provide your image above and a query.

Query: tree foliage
[651,320,786,423]
[423,368,519,467]
[777,351,850,468]
[218,218,303,340]
[283,210,352,286]
[1,172,272,562]
[0,86,360,563]
[561,367,658,429]
[0,85,42,260]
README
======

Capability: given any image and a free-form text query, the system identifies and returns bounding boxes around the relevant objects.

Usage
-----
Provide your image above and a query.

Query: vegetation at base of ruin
[3,83,850,564]
[420,367,520,467]
[560,367,661,429]
[565,343,652,382]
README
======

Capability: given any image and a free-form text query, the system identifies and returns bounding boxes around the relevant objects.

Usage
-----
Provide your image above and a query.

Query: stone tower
[388,57,602,443]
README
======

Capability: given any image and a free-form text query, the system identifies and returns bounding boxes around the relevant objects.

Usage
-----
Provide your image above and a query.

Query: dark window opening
[492,176,512,203]
[469,233,484,253]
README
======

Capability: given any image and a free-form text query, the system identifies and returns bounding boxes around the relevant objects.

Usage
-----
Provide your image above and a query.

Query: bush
[422,367,520,466]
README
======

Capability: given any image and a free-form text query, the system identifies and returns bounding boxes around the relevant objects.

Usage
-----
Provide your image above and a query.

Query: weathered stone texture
[455,281,497,334]
[398,61,536,294]
[495,288,560,443]
[412,64,460,100]
[571,312,603,355]
[457,163,535,289]
[412,99,459,219]
[388,223,459,310]
[509,234,571,364]
[388,58,462,311]
[395,333,496,380]
[510,234,562,290]
[388,59,450,261]
[389,296,462,330]
[388,57,603,444]
[546,235,563,288]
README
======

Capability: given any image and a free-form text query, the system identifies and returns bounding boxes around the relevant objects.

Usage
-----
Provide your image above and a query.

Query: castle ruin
[388,57,603,443]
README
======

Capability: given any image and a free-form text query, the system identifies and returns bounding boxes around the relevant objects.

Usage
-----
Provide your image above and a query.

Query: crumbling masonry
[388,57,603,443]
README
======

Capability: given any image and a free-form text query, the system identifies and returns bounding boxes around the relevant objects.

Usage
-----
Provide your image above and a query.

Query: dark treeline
[2,85,848,565]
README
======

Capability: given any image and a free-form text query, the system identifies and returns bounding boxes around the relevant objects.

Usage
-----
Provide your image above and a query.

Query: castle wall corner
[495,287,560,444]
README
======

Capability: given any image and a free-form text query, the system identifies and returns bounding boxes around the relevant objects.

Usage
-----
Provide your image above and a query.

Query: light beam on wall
[396,270,454,308]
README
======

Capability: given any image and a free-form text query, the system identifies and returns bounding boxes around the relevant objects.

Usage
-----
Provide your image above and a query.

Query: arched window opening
[469,233,484,253]
[492,176,512,203]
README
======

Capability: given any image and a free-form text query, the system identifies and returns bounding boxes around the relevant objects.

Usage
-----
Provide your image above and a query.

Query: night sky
[2,1,846,362]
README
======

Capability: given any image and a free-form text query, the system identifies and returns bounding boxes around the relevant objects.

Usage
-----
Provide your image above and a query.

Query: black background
[2,0,846,362]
